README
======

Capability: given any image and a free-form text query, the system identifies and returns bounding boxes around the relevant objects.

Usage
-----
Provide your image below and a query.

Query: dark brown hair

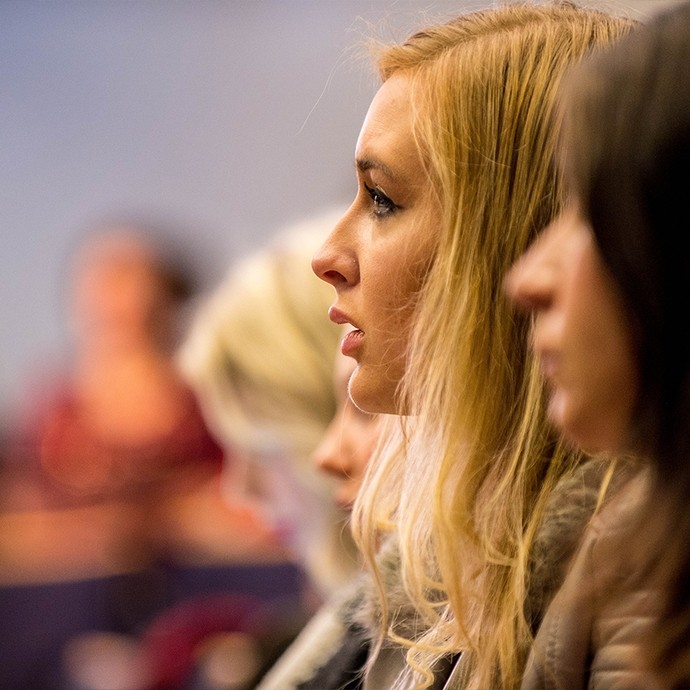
[557,3,690,685]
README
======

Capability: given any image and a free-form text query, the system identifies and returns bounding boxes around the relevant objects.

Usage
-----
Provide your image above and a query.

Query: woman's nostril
[323,270,346,285]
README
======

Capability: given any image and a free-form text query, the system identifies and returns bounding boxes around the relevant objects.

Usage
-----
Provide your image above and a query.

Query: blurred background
[0,1,684,689]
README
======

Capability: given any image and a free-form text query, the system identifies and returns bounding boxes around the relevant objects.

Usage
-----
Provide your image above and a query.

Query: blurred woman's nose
[313,417,349,479]
[311,215,359,288]
[505,233,557,314]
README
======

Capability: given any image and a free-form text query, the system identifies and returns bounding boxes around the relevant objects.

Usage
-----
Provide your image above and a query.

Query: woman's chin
[347,367,396,416]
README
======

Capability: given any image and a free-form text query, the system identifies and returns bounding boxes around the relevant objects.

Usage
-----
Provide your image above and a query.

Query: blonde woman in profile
[311,4,636,689]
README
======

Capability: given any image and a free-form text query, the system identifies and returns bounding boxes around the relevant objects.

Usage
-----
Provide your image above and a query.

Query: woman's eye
[364,183,399,217]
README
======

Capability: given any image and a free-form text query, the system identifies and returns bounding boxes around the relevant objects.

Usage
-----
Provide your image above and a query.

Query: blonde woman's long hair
[350,4,636,689]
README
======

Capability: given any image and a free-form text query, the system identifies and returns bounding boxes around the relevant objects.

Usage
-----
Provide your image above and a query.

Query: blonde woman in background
[178,207,359,600]
[255,345,381,690]
[313,340,381,513]
[312,4,636,689]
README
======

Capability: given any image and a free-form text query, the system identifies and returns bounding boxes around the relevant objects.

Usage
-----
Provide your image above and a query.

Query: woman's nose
[312,418,349,479]
[311,218,359,288]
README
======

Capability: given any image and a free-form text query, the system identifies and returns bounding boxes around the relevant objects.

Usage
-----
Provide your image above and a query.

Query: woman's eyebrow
[355,157,397,180]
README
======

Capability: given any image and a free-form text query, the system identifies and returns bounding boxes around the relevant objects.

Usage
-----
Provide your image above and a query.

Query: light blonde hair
[178,208,358,595]
[351,4,636,689]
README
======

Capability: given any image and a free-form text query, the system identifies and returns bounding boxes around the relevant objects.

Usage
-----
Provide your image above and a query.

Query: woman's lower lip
[341,329,363,357]
[536,349,558,381]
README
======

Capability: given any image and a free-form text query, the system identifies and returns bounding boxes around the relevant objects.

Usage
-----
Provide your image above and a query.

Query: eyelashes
[364,183,400,218]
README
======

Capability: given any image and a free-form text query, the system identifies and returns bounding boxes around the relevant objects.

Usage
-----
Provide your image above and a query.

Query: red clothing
[7,378,224,509]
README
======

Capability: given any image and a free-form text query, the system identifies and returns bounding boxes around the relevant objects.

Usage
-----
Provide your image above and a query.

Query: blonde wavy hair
[178,208,359,595]
[350,4,636,689]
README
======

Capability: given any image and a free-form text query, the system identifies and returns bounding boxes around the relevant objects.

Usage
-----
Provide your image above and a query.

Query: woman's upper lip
[535,347,559,381]
[328,306,361,330]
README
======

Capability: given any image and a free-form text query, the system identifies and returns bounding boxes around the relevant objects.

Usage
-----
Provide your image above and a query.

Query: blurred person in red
[0,218,242,593]
[5,219,224,515]
[0,217,252,690]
